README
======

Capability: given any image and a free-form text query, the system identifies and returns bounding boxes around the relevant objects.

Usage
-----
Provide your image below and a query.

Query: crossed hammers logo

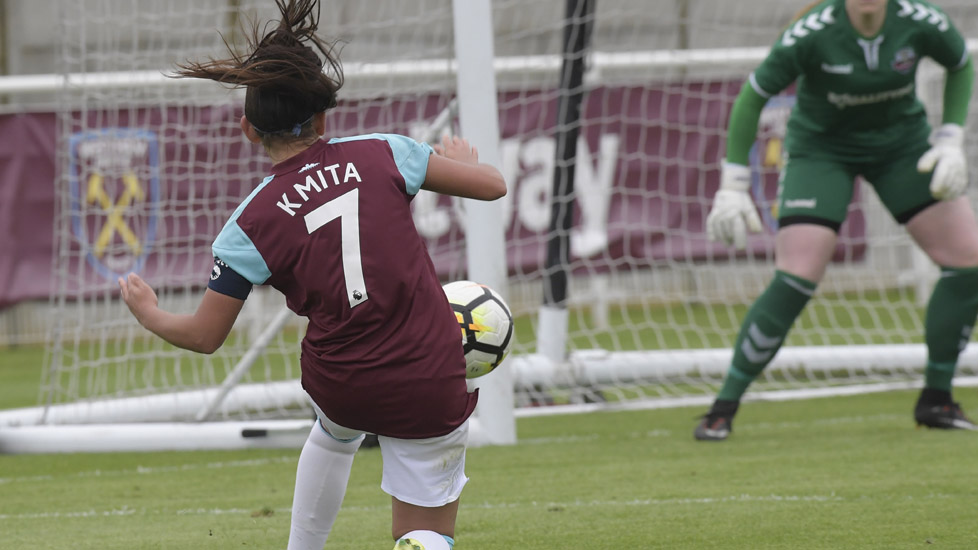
[86,171,144,258]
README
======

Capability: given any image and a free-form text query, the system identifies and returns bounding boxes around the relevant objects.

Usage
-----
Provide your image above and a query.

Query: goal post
[3,1,978,453]
[539,0,596,367]
[451,0,517,446]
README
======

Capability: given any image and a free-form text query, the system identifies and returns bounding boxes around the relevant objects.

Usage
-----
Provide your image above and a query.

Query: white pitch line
[0,455,298,486]
[0,506,141,520]
[4,492,967,521]
[0,412,913,486]
[0,474,54,485]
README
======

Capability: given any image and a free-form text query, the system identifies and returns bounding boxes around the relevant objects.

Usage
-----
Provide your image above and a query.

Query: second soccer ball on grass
[442,280,513,379]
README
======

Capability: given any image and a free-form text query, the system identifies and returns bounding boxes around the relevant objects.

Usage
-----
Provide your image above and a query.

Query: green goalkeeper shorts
[777,143,937,231]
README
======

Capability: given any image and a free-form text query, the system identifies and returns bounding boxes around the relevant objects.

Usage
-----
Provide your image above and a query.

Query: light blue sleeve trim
[329,133,434,195]
[211,175,275,285]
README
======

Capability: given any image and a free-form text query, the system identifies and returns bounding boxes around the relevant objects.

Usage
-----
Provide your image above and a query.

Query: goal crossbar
[0,47,811,96]
[3,41,976,97]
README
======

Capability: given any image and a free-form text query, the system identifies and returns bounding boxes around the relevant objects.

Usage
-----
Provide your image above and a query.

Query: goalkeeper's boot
[694,399,740,441]
[914,388,978,431]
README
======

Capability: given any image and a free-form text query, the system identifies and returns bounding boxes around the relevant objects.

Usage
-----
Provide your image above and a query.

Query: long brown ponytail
[174,0,343,139]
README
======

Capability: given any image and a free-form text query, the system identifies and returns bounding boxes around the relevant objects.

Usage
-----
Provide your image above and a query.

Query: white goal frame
[2,7,977,452]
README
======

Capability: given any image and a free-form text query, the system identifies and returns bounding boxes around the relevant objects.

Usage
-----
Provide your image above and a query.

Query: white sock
[286,423,363,550]
[395,530,453,550]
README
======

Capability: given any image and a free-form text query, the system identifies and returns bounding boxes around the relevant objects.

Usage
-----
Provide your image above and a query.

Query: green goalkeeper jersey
[751,0,969,161]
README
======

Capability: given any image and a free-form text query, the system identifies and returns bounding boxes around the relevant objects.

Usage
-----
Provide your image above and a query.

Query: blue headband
[250,113,316,137]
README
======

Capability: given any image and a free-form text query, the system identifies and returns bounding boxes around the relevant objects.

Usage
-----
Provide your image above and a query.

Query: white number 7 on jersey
[303,188,368,308]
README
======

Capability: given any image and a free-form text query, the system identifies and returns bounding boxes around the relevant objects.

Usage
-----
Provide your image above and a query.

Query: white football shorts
[309,397,470,507]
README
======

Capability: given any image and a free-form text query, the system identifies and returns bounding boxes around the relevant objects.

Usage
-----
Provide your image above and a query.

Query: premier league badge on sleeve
[69,128,160,281]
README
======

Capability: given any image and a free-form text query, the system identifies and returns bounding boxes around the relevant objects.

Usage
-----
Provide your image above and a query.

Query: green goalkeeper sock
[924,266,978,392]
[717,270,817,401]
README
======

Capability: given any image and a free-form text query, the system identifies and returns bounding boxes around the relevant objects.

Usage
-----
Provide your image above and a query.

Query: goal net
[3,0,978,450]
[499,0,978,414]
[4,0,485,448]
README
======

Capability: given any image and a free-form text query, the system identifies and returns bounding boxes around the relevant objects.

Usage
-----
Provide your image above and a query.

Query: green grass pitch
[3,343,978,549]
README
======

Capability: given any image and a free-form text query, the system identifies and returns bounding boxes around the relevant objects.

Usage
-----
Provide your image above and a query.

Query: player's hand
[706,160,763,250]
[433,135,479,165]
[118,272,158,324]
[917,123,968,201]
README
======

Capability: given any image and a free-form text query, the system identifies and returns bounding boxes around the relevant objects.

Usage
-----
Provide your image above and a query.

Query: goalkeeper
[697,0,978,441]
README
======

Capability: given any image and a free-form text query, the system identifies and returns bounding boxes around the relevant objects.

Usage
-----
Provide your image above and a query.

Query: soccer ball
[442,280,514,379]
[394,530,451,550]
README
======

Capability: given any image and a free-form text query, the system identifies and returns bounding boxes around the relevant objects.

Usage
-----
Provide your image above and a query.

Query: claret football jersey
[209,134,477,439]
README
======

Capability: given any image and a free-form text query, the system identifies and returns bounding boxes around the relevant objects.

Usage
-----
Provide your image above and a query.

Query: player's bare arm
[424,135,506,200]
[118,273,245,353]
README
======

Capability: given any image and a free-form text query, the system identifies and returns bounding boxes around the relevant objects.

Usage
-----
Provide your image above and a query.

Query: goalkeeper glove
[917,123,968,201]
[706,160,763,250]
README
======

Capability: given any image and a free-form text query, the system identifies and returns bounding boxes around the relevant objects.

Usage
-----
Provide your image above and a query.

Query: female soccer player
[118,1,506,548]
[697,0,978,440]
